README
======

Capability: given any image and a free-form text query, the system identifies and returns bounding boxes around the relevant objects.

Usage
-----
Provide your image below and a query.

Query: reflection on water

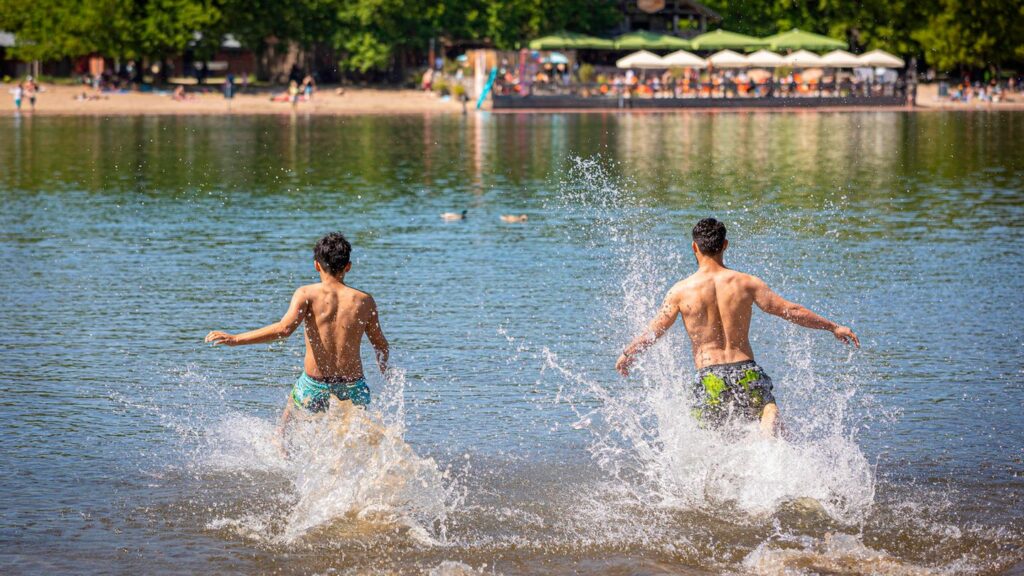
[0,112,1022,575]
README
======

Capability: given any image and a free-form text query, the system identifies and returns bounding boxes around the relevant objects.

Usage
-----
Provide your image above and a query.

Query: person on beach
[288,80,300,108]
[25,77,38,111]
[302,74,316,100]
[615,218,859,435]
[11,82,23,112]
[205,232,390,445]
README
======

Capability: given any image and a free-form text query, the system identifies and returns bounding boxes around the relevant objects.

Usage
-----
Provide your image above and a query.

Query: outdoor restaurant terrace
[492,28,910,109]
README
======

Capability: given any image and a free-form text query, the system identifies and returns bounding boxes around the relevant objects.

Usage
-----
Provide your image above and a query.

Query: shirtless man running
[205,232,389,441]
[615,218,858,435]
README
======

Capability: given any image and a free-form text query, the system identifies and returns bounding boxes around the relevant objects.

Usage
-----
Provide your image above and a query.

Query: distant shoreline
[1,84,465,116]
[3,83,1021,116]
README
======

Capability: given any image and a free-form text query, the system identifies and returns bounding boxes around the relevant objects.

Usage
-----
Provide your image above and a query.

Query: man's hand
[615,353,635,377]
[205,331,238,346]
[832,325,860,347]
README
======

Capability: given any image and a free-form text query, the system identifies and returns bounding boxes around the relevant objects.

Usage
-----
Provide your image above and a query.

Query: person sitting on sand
[615,218,859,436]
[205,232,390,444]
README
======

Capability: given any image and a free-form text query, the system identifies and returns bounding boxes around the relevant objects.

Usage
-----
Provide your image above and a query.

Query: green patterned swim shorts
[291,372,371,413]
[693,360,775,426]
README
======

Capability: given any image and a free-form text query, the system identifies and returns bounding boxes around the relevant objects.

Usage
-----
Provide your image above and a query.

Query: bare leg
[274,396,293,458]
[759,403,779,438]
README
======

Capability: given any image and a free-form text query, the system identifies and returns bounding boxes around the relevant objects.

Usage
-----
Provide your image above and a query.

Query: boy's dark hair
[314,233,352,275]
[692,218,727,256]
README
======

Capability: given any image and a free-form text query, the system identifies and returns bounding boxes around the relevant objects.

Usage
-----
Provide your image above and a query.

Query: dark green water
[0,112,1022,575]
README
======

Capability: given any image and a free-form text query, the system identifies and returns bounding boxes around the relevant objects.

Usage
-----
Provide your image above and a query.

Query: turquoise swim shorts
[291,372,370,412]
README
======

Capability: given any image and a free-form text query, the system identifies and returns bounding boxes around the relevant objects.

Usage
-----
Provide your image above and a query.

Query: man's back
[615,218,858,433]
[674,266,757,369]
[301,283,377,380]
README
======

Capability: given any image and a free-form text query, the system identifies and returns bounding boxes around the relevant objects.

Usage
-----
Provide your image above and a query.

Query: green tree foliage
[911,0,1024,71]
[702,0,1024,71]
[0,0,218,60]
[1,0,1020,74]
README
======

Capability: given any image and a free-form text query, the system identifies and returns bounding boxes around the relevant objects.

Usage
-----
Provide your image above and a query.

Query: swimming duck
[500,214,529,223]
[441,210,467,221]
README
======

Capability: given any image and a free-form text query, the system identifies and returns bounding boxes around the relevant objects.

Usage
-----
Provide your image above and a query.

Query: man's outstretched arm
[364,296,390,374]
[205,287,308,346]
[616,291,680,376]
[752,278,859,346]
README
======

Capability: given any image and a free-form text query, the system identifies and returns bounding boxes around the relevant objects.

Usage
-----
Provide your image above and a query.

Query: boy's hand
[832,325,860,348]
[205,331,238,346]
[615,353,635,377]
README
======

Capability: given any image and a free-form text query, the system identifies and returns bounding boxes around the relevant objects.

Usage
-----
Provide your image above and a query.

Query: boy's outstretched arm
[205,288,308,346]
[616,290,680,376]
[751,277,860,347]
[364,296,389,374]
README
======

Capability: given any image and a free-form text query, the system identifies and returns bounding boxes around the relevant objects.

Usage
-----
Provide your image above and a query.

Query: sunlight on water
[4,114,1022,575]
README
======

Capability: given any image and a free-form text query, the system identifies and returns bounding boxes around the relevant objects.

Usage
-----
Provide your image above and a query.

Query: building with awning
[613,0,722,37]
[1,31,24,78]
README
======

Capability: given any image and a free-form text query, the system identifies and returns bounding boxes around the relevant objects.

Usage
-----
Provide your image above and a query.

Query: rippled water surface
[1,111,1022,575]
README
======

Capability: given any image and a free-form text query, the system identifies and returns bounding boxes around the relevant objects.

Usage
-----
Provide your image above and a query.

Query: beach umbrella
[614,31,691,51]
[662,50,707,68]
[781,49,825,67]
[764,28,846,51]
[856,49,904,68]
[820,49,862,68]
[543,52,570,64]
[616,50,666,69]
[528,31,614,50]
[744,49,785,68]
[690,29,766,51]
[707,49,749,68]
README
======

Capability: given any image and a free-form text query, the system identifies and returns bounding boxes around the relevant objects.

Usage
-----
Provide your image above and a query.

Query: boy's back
[300,282,382,380]
[205,232,389,419]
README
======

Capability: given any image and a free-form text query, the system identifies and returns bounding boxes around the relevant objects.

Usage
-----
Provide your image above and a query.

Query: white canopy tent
[661,50,707,68]
[857,49,904,68]
[782,50,824,67]
[744,50,785,68]
[707,49,749,68]
[820,49,862,68]
[616,50,666,69]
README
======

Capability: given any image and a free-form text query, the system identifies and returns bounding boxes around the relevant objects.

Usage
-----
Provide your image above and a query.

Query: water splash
[159,366,459,546]
[547,156,875,524]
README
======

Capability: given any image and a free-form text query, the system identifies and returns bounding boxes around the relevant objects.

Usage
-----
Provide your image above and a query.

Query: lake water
[1,111,1022,575]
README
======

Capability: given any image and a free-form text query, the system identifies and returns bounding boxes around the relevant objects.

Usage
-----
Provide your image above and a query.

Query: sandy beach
[3,82,1022,116]
[1,83,466,115]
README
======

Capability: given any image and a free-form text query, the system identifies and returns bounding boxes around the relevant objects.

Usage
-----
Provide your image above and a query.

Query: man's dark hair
[692,218,727,256]
[314,232,352,275]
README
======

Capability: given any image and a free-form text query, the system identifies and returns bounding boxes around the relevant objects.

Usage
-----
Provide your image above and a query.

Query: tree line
[1,0,1021,79]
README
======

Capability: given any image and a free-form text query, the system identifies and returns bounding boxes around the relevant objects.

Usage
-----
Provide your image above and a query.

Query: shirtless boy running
[205,232,389,438]
[615,218,858,434]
